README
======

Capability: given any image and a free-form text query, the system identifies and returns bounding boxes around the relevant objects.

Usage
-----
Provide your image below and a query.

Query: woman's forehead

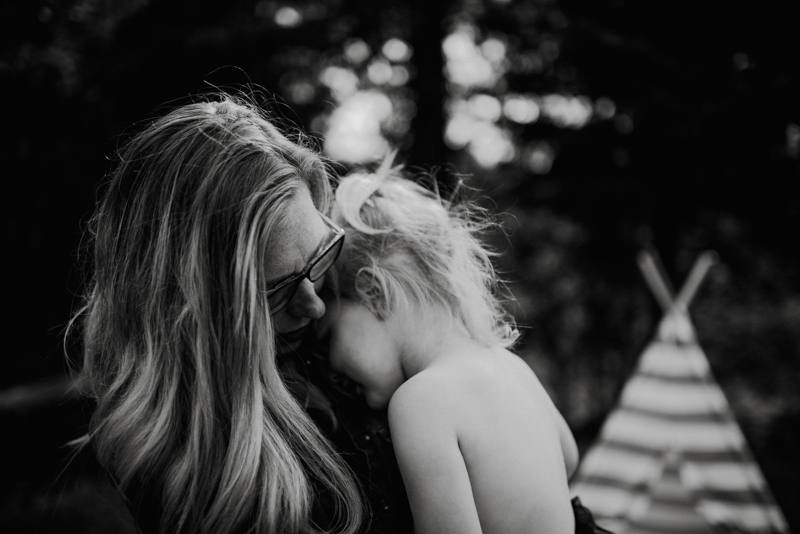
[264,190,326,281]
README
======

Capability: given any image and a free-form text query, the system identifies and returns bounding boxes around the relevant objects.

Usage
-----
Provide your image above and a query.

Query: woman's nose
[287,278,326,320]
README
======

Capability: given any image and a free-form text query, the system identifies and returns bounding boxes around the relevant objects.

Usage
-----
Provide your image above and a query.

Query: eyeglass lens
[268,236,343,313]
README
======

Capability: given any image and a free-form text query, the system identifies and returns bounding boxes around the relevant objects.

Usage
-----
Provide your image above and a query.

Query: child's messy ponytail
[334,155,518,349]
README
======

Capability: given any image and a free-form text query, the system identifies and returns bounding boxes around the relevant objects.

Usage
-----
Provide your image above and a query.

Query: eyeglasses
[267,212,345,315]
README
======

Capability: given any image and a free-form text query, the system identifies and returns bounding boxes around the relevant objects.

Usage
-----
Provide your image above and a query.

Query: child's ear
[355,268,391,320]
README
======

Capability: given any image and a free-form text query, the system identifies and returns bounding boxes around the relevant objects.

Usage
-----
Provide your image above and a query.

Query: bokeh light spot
[511,51,544,74]
[344,39,371,65]
[504,95,540,124]
[324,91,393,163]
[443,29,502,89]
[443,30,474,61]
[367,59,393,85]
[526,142,555,174]
[445,112,476,149]
[467,122,515,168]
[539,38,560,61]
[594,97,616,119]
[541,94,593,129]
[614,114,634,134]
[285,80,315,105]
[382,38,412,63]
[481,38,506,64]
[733,52,752,71]
[275,6,302,28]
[319,66,359,102]
[388,65,410,86]
[469,94,502,122]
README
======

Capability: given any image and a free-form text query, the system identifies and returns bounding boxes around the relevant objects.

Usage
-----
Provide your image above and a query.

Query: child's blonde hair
[334,157,518,349]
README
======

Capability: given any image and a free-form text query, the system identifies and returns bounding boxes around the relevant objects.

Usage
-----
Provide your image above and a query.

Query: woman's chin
[276,326,310,354]
[277,338,303,354]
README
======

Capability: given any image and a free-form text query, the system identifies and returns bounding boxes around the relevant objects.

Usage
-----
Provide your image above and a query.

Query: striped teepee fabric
[569,253,789,534]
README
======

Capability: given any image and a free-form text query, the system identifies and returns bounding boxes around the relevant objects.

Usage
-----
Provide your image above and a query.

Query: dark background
[1,0,798,531]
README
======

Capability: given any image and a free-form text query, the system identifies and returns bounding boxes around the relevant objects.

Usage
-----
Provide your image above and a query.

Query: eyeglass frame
[266,212,345,315]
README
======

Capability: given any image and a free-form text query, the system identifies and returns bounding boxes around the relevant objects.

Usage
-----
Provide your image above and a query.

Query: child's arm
[388,377,483,534]
[551,405,579,478]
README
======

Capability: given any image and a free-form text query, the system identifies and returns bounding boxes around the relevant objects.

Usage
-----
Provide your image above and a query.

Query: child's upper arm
[558,413,579,478]
[549,400,579,478]
[388,377,483,534]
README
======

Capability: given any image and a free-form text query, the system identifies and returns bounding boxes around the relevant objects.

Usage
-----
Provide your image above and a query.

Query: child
[320,158,586,534]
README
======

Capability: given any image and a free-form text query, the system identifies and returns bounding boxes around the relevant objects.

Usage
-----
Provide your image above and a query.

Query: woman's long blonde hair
[68,95,364,534]
[334,158,518,349]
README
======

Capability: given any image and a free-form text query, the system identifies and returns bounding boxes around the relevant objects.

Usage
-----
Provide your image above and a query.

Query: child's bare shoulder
[389,367,459,418]
[388,365,482,435]
[388,349,533,425]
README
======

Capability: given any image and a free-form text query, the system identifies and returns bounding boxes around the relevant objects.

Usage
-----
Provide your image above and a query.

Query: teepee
[569,251,788,534]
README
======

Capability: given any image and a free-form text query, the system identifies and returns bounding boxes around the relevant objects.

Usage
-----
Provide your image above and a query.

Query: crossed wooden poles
[637,250,717,343]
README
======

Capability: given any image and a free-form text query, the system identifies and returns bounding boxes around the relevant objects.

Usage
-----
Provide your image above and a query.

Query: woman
[68,94,365,534]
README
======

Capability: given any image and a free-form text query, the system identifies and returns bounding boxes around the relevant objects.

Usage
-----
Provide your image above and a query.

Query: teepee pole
[675,251,717,310]
[637,251,675,313]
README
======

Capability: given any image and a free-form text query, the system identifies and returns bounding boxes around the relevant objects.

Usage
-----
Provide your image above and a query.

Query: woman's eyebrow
[266,271,296,288]
[265,226,330,287]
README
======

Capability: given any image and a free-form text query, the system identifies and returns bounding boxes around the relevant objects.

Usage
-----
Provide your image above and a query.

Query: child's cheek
[364,388,388,410]
[329,323,363,382]
[327,320,348,375]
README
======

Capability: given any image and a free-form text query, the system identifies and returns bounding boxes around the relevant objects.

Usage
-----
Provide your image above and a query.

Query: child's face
[322,299,406,409]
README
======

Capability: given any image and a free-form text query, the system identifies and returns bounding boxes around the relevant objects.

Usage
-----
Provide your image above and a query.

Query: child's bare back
[388,336,577,534]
